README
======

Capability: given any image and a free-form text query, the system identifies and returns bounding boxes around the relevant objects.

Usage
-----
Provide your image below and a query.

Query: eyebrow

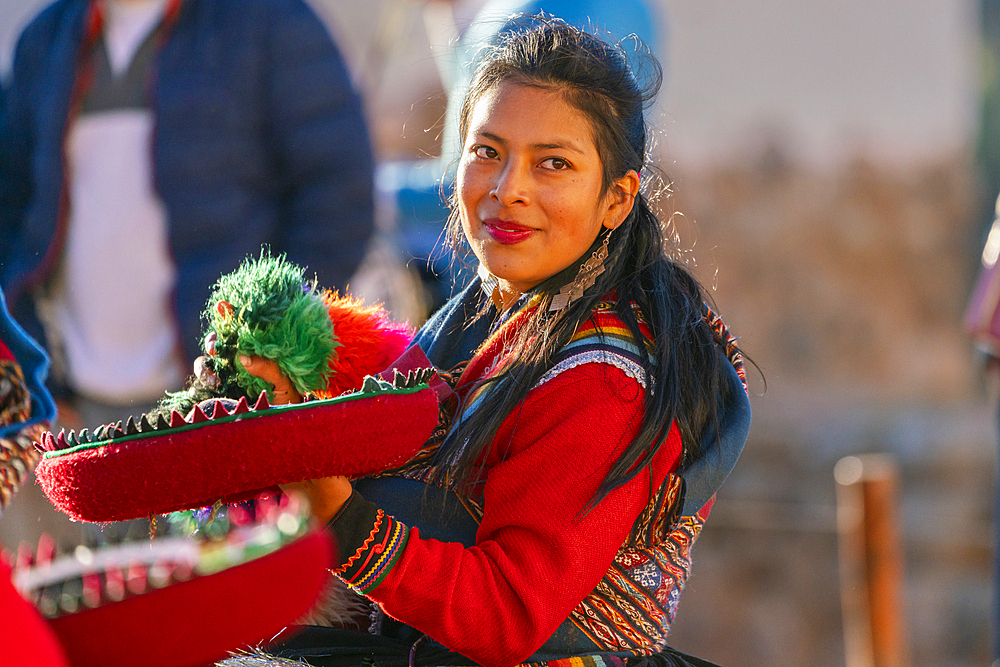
[478,131,587,155]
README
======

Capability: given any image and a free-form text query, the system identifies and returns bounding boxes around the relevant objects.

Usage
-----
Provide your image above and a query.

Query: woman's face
[457,82,637,299]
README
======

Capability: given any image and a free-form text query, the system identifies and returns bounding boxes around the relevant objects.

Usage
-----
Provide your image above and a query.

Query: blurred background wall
[1,0,993,665]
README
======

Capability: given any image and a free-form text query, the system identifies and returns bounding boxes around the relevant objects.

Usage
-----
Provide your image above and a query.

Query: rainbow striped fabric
[336,509,410,596]
[521,654,629,667]
[538,300,653,391]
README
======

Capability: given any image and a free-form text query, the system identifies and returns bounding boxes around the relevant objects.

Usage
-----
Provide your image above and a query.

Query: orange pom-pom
[317,293,413,397]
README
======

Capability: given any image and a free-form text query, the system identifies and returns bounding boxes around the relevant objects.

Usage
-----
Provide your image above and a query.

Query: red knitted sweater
[330,303,682,667]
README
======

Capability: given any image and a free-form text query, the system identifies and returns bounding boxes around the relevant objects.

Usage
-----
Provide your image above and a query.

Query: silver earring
[549,231,611,312]
[478,263,505,310]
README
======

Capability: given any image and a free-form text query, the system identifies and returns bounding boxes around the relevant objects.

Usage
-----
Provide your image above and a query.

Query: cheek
[455,179,478,247]
[549,193,604,239]
[457,169,481,214]
[460,211,476,247]
[456,182,475,236]
[458,169,495,224]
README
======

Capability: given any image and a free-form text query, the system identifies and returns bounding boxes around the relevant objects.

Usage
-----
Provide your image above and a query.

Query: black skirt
[265,626,722,667]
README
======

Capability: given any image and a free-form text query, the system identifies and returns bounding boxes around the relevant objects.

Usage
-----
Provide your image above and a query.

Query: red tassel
[15,542,33,571]
[169,410,187,428]
[253,391,270,411]
[172,559,193,583]
[82,572,101,608]
[105,567,125,602]
[126,561,147,595]
[229,504,251,526]
[35,533,56,567]
[256,492,277,522]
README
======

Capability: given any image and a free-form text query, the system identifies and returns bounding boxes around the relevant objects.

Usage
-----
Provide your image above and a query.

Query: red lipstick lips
[483,218,534,244]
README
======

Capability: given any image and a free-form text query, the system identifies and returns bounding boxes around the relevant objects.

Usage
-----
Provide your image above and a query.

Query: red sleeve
[331,363,682,667]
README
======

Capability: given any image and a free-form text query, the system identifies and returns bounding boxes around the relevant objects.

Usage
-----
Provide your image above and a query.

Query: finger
[193,355,220,388]
[204,331,218,356]
[238,354,283,384]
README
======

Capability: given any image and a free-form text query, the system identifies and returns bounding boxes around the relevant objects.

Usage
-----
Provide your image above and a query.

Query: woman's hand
[237,354,302,405]
[281,476,354,525]
[237,354,352,524]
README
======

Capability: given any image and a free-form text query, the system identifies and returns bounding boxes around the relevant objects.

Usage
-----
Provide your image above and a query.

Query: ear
[602,170,641,230]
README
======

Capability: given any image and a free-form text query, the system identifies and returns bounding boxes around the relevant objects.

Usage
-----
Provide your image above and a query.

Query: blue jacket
[0,0,375,371]
[0,287,55,439]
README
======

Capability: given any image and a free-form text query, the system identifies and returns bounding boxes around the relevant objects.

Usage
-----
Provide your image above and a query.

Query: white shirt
[45,0,182,403]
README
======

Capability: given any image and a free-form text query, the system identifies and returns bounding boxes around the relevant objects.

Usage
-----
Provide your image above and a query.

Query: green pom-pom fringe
[155,249,337,417]
[210,250,338,396]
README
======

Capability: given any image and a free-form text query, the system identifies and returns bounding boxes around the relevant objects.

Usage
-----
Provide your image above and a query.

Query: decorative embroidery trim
[334,509,384,575]
[0,359,31,428]
[568,513,706,653]
[341,512,410,595]
[536,350,647,390]
[0,422,46,509]
[535,300,652,391]
[703,305,747,395]
[630,473,684,546]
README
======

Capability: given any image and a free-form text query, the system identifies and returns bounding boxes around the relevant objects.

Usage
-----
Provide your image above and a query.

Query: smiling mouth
[485,219,532,232]
[483,220,534,245]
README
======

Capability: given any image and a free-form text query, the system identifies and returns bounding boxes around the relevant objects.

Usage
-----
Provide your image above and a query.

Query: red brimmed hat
[35,381,439,523]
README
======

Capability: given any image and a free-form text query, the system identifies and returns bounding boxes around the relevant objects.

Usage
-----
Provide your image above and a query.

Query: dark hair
[432,17,736,540]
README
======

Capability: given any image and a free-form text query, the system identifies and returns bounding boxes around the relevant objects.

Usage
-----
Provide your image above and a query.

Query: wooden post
[834,454,910,667]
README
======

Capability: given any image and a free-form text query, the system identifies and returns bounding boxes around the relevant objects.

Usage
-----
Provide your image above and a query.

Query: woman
[248,17,751,667]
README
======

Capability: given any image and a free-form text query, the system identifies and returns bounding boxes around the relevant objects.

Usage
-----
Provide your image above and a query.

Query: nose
[491,162,531,207]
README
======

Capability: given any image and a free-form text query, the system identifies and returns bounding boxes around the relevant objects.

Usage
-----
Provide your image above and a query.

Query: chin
[481,263,530,287]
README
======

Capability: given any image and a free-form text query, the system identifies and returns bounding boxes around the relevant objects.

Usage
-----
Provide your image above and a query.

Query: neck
[496,281,523,310]
[481,230,608,312]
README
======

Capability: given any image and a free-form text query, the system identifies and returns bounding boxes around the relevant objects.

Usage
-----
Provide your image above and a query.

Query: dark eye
[472,145,499,159]
[541,157,570,170]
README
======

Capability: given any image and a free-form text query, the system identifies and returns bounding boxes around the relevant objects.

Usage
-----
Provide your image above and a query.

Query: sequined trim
[536,350,647,390]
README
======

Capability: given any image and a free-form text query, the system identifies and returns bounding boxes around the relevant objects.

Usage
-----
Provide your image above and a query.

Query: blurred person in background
[0,0,375,547]
[0,0,375,430]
